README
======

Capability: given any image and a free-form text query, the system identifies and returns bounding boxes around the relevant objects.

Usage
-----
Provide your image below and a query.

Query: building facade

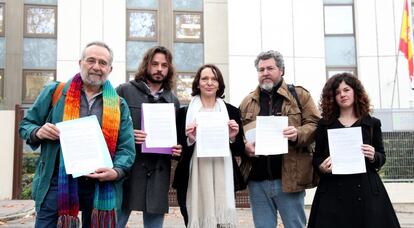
[0,0,413,110]
[0,0,414,199]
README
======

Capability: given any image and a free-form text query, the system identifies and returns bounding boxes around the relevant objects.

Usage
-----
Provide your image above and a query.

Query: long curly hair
[320,72,371,121]
[134,46,176,90]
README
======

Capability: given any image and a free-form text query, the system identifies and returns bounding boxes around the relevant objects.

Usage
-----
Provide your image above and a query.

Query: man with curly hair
[239,50,320,228]
[116,46,182,228]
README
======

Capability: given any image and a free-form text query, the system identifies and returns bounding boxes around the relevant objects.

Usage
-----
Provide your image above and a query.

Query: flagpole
[392,0,408,108]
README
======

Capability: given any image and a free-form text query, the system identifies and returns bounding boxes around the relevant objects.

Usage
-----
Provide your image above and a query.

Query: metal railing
[381,131,414,182]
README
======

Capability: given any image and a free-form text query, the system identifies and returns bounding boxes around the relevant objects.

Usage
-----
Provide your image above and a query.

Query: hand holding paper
[319,156,332,174]
[36,122,60,140]
[228,119,239,141]
[328,127,366,174]
[56,115,113,178]
[186,122,197,145]
[196,112,230,157]
[141,103,177,154]
[85,167,118,181]
[255,116,288,155]
[134,129,147,144]
[171,144,182,157]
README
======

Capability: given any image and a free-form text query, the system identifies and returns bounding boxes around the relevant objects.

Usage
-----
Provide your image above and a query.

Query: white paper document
[56,115,113,178]
[255,116,288,155]
[142,103,177,148]
[328,127,366,174]
[196,112,230,157]
[243,121,256,144]
[245,128,256,144]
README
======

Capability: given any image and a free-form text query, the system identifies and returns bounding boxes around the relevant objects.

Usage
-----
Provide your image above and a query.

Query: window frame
[323,1,357,77]
[173,11,203,43]
[324,34,356,67]
[22,69,56,104]
[326,67,357,79]
[323,4,354,35]
[126,9,158,41]
[0,3,5,37]
[175,71,195,104]
[23,4,57,38]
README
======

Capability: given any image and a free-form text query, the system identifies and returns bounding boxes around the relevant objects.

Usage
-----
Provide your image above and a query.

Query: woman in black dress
[307,73,400,228]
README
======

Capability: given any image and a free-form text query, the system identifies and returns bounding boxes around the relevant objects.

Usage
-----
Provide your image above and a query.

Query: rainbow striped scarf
[57,74,120,228]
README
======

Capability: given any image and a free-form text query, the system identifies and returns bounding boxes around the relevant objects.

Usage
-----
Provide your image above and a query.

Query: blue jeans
[35,175,95,228]
[248,179,306,228]
[117,208,164,228]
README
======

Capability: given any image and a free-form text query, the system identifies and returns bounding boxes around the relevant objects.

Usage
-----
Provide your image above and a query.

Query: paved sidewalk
[0,200,35,226]
[0,200,413,227]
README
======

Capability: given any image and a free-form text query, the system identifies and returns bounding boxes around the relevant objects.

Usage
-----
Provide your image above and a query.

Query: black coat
[308,116,400,228]
[172,102,246,196]
[116,80,180,213]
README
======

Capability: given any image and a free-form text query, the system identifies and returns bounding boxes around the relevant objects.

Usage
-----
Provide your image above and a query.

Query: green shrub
[21,153,39,199]
[22,152,39,174]
[21,173,34,199]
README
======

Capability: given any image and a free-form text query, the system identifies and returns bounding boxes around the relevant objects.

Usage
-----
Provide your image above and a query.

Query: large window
[22,70,55,103]
[174,11,202,42]
[126,0,204,104]
[24,5,57,38]
[127,9,158,41]
[173,0,203,104]
[126,0,158,81]
[176,72,194,104]
[23,0,57,104]
[323,0,356,78]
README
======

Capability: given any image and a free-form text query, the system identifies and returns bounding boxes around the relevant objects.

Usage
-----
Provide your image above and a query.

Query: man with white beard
[239,50,320,228]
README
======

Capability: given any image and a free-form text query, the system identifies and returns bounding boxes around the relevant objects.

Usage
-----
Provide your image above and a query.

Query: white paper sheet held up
[245,128,256,144]
[328,127,366,174]
[255,116,288,155]
[196,112,230,157]
[56,115,113,178]
[243,121,256,144]
[142,103,177,148]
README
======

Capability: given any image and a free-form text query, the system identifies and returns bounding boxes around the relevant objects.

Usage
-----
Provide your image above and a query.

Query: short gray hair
[80,41,114,66]
[254,50,285,76]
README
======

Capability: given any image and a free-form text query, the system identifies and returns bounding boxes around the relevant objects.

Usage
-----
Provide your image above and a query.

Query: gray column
[4,0,23,110]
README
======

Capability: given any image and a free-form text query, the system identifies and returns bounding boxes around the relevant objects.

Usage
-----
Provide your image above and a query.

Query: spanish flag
[399,0,414,87]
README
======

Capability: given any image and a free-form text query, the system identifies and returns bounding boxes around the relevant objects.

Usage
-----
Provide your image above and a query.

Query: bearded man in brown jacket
[239,50,320,228]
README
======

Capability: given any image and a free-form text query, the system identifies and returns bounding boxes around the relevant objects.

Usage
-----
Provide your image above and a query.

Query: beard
[146,73,165,84]
[260,82,274,92]
[80,71,106,87]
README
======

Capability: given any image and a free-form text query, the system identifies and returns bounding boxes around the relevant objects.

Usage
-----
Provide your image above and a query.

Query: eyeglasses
[84,57,110,68]
[200,77,218,84]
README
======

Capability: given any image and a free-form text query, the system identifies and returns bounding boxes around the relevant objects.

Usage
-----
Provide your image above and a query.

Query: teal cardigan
[19,79,136,212]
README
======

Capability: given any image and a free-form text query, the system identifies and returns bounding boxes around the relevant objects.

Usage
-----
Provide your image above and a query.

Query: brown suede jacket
[239,80,320,192]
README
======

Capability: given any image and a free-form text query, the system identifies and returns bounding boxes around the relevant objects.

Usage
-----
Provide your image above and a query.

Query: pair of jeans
[117,208,164,228]
[35,175,95,228]
[248,179,306,228]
